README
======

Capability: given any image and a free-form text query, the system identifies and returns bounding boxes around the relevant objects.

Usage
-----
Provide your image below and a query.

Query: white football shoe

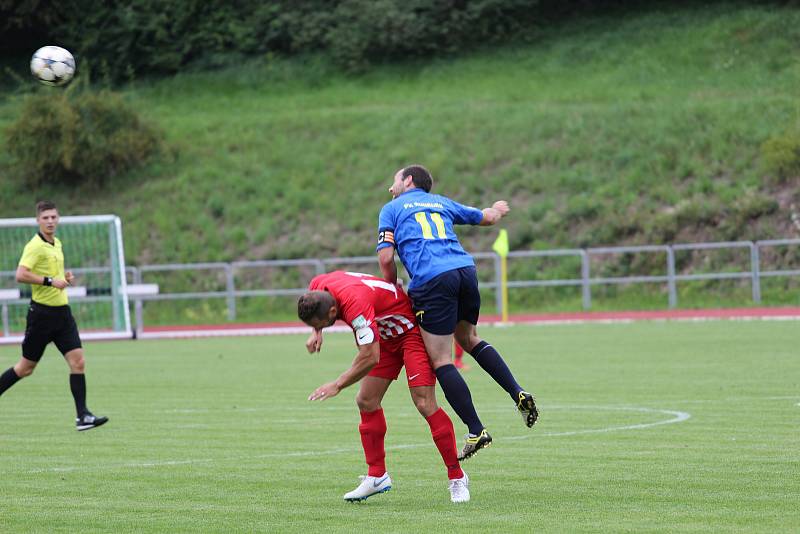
[448,471,470,503]
[343,473,392,502]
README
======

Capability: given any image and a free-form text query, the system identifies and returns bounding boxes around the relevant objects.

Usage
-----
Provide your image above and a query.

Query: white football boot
[343,473,392,502]
[448,471,470,503]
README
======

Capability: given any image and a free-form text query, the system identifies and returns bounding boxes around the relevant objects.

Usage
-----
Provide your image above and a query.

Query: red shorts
[367,327,436,387]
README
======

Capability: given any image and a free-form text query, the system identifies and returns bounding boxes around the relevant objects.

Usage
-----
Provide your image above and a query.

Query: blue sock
[469,341,523,402]
[434,364,484,435]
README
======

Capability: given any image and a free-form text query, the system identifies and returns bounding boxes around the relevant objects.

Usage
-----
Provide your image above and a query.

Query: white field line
[25,404,689,473]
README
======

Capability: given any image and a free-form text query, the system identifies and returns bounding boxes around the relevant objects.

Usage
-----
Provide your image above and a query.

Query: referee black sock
[70,373,88,417]
[434,364,484,435]
[0,367,22,396]
[468,341,523,401]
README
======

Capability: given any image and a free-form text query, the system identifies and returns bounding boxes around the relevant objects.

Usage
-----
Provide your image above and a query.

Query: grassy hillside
[1,3,799,316]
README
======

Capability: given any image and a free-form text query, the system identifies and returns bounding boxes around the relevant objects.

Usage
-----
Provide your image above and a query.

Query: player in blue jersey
[376,164,538,460]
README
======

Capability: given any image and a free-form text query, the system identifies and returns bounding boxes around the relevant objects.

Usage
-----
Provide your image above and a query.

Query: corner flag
[492,229,510,322]
[492,229,509,258]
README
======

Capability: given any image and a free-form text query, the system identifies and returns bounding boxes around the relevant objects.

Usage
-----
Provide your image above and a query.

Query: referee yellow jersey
[18,233,68,306]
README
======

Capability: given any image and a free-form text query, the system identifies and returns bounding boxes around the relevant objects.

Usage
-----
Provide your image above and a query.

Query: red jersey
[308,271,416,343]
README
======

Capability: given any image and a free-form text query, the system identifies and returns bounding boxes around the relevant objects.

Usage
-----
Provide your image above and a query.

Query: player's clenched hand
[492,200,510,216]
[308,381,340,401]
[65,271,75,285]
[306,330,323,353]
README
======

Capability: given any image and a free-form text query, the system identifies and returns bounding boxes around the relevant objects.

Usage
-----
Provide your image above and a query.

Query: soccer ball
[30,46,76,86]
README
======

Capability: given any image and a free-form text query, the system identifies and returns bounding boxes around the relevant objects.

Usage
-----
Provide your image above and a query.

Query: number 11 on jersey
[414,211,446,239]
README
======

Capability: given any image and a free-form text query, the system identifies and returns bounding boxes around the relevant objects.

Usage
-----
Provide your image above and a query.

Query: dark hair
[402,165,433,193]
[36,200,57,215]
[297,291,335,324]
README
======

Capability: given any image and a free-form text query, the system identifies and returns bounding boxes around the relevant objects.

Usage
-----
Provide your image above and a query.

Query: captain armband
[377,230,395,245]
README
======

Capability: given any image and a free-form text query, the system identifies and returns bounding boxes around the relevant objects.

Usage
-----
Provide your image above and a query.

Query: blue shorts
[408,266,481,335]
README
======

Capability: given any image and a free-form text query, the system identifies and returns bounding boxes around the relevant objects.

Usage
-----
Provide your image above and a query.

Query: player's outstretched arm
[479,200,510,226]
[378,246,398,285]
[308,341,380,401]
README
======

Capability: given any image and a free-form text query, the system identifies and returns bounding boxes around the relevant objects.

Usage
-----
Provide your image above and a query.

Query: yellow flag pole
[492,229,510,322]
[500,255,508,322]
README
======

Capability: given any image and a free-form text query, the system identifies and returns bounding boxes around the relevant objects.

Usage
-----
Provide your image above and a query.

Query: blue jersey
[376,189,484,289]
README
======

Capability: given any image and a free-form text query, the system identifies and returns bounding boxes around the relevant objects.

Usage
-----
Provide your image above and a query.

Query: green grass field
[1,321,798,532]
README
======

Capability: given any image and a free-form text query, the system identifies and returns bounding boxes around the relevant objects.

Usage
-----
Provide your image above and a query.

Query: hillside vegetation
[1,3,799,316]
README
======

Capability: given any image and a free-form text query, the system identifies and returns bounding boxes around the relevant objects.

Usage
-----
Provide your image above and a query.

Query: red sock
[359,408,387,477]
[454,342,465,367]
[425,408,464,480]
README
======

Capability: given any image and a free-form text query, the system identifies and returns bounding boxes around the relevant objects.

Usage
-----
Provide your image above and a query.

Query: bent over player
[297,271,469,503]
[0,201,108,431]
[377,164,538,460]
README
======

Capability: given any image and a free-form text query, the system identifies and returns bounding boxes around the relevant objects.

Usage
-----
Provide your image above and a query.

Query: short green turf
[1,320,797,533]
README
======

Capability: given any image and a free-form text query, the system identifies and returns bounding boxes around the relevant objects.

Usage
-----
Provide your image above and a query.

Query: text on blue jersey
[377,189,483,289]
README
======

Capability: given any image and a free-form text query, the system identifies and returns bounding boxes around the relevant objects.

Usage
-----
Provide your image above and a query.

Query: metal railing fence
[2,238,799,335]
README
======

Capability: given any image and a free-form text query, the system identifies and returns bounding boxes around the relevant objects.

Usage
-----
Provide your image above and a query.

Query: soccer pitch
[1,321,798,533]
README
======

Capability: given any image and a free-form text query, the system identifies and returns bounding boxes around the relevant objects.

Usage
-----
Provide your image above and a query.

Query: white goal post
[0,215,132,343]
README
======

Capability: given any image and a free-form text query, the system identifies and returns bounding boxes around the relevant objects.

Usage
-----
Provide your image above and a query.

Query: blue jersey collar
[397,188,425,199]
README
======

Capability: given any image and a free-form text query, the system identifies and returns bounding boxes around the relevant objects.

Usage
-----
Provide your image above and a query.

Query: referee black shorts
[408,266,481,336]
[22,301,83,362]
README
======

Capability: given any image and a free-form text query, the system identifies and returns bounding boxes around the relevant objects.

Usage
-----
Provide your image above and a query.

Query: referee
[0,201,108,431]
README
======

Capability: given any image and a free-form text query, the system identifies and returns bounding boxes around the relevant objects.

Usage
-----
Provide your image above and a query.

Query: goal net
[0,215,131,343]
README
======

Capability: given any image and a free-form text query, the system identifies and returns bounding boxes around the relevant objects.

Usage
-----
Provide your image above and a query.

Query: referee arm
[16,265,70,289]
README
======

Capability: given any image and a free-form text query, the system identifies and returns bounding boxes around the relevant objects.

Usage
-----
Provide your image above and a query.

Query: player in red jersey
[297,271,470,503]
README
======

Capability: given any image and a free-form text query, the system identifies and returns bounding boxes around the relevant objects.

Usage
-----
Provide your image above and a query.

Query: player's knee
[68,354,85,373]
[413,397,437,417]
[355,393,380,412]
[428,352,452,368]
[410,390,438,417]
[14,362,35,377]
[456,333,480,353]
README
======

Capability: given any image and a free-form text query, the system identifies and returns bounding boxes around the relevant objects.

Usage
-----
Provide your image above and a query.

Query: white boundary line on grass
[27,404,690,473]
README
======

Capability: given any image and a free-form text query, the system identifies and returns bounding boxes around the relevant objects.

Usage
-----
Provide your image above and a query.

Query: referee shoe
[76,412,109,431]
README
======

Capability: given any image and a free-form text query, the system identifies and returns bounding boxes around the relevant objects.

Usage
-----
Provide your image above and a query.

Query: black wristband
[43,276,52,286]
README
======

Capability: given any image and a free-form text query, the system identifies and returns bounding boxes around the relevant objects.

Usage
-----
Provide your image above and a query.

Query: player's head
[297,291,338,329]
[391,164,433,197]
[35,200,59,235]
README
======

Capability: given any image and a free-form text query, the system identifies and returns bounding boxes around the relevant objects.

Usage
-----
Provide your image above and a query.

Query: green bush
[4,89,165,186]
[761,131,800,182]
